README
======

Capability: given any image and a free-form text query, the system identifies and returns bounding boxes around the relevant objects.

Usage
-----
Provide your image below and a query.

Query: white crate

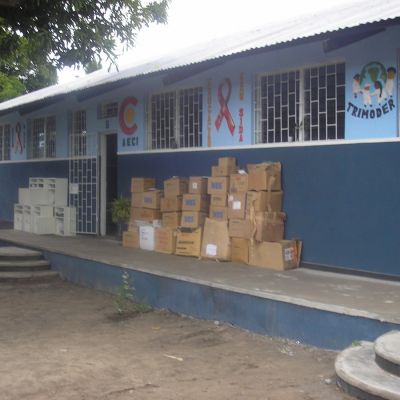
[32,217,56,235]
[30,189,52,206]
[14,204,24,231]
[18,188,31,205]
[33,205,54,218]
[55,207,76,236]
[29,178,68,206]
[22,205,32,233]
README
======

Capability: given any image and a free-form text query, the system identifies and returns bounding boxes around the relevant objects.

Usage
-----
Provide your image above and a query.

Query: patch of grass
[351,340,361,347]
[112,271,152,319]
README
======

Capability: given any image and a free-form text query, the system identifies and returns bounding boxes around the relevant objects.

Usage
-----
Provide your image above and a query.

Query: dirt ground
[0,278,351,400]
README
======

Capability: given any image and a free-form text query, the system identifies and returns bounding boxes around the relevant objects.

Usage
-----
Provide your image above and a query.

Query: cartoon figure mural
[385,66,396,97]
[347,61,397,120]
[352,74,361,98]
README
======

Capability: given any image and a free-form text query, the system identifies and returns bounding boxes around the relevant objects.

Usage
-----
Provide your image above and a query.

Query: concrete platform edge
[43,250,400,350]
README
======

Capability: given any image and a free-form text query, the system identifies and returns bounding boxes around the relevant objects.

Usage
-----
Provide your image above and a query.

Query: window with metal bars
[97,102,118,119]
[30,117,56,159]
[255,63,345,143]
[149,87,203,149]
[71,110,87,156]
[304,63,345,141]
[0,124,11,161]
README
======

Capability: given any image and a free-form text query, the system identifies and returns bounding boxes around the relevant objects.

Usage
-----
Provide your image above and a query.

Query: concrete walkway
[0,229,399,325]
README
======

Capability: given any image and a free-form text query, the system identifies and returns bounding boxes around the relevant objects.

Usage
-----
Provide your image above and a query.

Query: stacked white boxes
[14,177,76,236]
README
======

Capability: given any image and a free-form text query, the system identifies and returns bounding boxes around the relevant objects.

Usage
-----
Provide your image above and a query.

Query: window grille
[30,117,56,159]
[149,87,203,149]
[97,102,118,119]
[255,63,345,143]
[0,124,11,161]
[150,91,176,149]
[71,110,87,156]
[256,71,300,143]
[303,63,345,140]
[179,87,203,147]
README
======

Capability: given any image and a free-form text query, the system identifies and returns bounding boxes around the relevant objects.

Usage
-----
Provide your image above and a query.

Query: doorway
[100,133,118,236]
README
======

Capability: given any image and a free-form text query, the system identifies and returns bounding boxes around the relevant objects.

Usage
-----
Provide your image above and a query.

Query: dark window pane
[327,100,336,124]
[328,126,336,140]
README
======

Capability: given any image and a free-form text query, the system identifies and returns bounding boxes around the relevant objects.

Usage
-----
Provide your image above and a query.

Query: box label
[206,244,217,256]
[232,201,241,210]
[284,247,294,261]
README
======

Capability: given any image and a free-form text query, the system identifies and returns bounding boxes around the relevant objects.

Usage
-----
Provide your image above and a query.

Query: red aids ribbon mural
[15,122,23,154]
[238,108,244,142]
[119,96,138,135]
[215,78,235,135]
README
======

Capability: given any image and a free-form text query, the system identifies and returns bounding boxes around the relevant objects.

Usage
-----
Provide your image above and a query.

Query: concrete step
[0,259,51,272]
[375,331,400,377]
[0,270,59,281]
[335,341,400,400]
[0,246,43,262]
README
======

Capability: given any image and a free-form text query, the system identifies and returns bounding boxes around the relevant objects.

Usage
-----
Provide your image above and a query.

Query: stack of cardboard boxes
[123,158,301,271]
[166,176,210,257]
[123,177,161,249]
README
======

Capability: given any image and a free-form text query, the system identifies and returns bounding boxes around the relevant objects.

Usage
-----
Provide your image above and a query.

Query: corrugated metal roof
[1,0,400,113]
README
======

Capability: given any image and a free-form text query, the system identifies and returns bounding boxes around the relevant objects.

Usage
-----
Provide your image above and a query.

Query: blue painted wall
[0,160,69,221]
[118,141,400,277]
[45,251,400,350]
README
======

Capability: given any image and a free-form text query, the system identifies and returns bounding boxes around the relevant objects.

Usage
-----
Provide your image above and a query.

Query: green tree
[0,0,169,100]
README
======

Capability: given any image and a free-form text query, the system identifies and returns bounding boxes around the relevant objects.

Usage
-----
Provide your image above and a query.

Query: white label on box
[228,195,234,202]
[206,244,217,256]
[192,182,198,189]
[284,247,294,261]
[232,201,242,210]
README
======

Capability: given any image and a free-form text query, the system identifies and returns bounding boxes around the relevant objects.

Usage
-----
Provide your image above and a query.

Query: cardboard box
[227,193,247,219]
[155,227,177,254]
[247,162,282,191]
[122,229,139,248]
[218,157,237,169]
[182,194,210,212]
[201,218,231,260]
[208,177,229,195]
[162,212,182,229]
[210,194,228,207]
[131,177,156,193]
[175,228,202,257]
[249,240,302,270]
[211,165,235,177]
[142,190,162,209]
[181,211,207,228]
[209,206,228,221]
[246,191,283,212]
[189,176,208,194]
[228,219,255,239]
[229,173,248,193]
[131,192,143,208]
[231,238,249,264]
[131,207,161,222]
[164,177,189,197]
[139,225,156,251]
[160,196,183,212]
[255,212,286,242]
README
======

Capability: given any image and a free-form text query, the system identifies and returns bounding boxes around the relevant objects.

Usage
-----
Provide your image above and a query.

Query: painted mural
[347,61,396,120]
[119,96,141,150]
[210,72,251,147]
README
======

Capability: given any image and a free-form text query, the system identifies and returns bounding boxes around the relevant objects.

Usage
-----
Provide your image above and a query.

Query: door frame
[99,131,118,236]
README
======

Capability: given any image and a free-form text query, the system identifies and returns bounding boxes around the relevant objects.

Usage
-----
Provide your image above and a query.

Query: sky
[58,0,360,84]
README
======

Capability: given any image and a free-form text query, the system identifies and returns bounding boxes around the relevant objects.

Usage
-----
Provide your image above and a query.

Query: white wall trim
[117,137,400,156]
[0,156,97,165]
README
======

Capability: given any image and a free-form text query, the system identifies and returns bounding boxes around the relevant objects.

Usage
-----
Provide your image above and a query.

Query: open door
[100,133,118,236]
